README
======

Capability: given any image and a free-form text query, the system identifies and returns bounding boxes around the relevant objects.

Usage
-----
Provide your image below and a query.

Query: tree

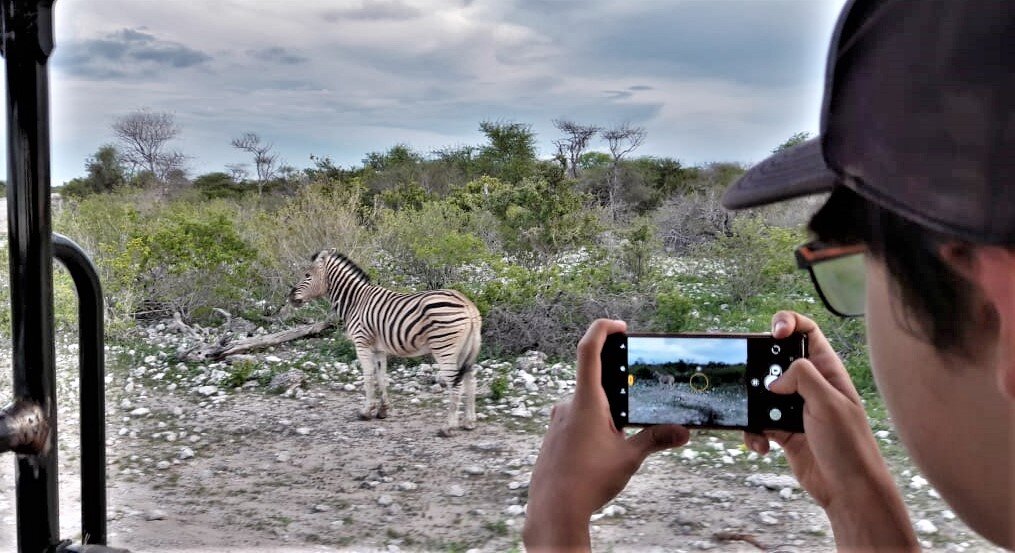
[231,132,279,196]
[602,124,646,220]
[112,109,185,187]
[193,172,245,200]
[476,121,538,183]
[773,131,812,154]
[552,119,600,179]
[361,144,424,193]
[60,145,127,197]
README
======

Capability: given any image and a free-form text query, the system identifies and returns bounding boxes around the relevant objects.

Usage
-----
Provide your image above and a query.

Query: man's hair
[808,186,982,356]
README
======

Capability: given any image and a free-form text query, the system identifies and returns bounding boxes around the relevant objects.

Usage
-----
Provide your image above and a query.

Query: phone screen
[627,336,749,427]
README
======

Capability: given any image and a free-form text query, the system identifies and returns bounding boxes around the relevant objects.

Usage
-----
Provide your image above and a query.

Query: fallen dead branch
[180,321,336,363]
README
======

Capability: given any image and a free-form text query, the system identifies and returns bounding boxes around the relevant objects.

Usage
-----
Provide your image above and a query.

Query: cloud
[322,0,423,22]
[55,27,211,79]
[247,47,309,65]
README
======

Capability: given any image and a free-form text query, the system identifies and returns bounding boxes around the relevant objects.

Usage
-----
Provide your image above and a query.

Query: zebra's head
[287,249,334,306]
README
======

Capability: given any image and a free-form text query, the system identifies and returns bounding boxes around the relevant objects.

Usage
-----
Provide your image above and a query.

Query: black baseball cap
[722,0,1015,245]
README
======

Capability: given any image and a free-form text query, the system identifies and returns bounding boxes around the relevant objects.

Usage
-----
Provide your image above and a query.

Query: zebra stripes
[288,249,482,436]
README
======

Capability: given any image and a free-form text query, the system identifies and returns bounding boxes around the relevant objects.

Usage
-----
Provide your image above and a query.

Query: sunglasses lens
[811,253,866,316]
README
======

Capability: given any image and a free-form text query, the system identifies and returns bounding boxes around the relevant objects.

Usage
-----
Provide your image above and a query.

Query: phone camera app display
[627,337,748,427]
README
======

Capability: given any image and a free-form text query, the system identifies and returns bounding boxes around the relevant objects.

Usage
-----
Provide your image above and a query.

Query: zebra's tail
[452,314,482,386]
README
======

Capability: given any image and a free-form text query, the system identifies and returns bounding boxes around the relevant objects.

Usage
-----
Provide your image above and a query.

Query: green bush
[652,290,695,331]
[375,201,489,289]
[698,216,807,305]
[246,183,372,305]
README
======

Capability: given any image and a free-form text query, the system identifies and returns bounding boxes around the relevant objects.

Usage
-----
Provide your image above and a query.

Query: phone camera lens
[769,408,782,421]
[770,345,781,355]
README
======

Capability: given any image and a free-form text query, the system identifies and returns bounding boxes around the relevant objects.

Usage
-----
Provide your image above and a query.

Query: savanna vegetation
[1,112,874,393]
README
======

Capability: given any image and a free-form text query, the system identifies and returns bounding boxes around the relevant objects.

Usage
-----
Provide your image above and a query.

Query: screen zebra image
[627,337,749,427]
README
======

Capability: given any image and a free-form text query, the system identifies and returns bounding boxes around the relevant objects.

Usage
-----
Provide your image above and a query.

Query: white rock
[601,505,627,517]
[276,451,292,463]
[378,495,394,506]
[745,473,800,490]
[172,407,184,416]
[680,449,698,460]
[446,485,466,497]
[265,355,283,363]
[779,488,794,500]
[910,475,928,490]
[758,511,779,525]
[156,461,171,470]
[503,505,526,517]
[915,519,938,535]
[178,447,195,460]
[129,408,150,417]
[510,405,532,418]
[144,509,167,521]
[463,465,485,476]
[313,504,331,512]
[196,385,218,396]
[343,384,357,392]
[942,510,956,521]
[164,432,177,442]
[296,427,311,436]
[398,481,418,491]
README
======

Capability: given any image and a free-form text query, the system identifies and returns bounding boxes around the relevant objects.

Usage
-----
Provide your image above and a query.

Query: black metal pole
[53,234,106,545]
[1,1,60,552]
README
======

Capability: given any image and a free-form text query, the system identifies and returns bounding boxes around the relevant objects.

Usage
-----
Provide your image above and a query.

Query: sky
[1,0,847,186]
[629,337,747,366]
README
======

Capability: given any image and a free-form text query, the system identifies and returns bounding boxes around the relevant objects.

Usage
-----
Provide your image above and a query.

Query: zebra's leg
[462,367,477,430]
[376,353,390,419]
[437,362,463,437]
[356,347,379,420]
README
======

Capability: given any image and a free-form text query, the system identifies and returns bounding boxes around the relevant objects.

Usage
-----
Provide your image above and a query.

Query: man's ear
[939,243,1015,398]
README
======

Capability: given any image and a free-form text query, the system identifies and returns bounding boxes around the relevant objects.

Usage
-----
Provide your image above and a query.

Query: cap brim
[722,137,838,210]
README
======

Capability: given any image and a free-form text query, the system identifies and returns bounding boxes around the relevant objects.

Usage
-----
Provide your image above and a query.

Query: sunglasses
[795,241,867,317]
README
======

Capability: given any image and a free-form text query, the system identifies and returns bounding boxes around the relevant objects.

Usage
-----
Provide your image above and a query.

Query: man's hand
[744,311,918,551]
[524,319,689,552]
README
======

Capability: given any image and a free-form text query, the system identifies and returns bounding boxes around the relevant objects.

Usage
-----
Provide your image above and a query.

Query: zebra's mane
[321,249,371,284]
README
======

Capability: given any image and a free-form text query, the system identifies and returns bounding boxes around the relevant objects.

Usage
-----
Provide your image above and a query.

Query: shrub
[375,201,490,289]
[697,216,807,305]
[652,290,695,332]
[246,184,372,304]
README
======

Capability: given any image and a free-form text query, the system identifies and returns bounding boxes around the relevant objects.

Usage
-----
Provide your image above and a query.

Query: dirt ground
[0,333,1001,552]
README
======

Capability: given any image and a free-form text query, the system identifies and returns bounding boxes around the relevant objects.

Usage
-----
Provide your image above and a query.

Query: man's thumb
[628,424,690,460]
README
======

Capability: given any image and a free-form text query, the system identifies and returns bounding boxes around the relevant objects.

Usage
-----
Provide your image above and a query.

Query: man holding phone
[525,0,1014,550]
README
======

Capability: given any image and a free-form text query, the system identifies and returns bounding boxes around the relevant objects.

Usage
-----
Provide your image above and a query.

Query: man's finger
[627,424,690,460]
[574,319,627,405]
[769,358,842,409]
[771,310,861,404]
[743,432,770,454]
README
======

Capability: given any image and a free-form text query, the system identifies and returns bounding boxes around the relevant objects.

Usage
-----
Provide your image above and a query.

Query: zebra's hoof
[437,427,455,438]
[462,422,477,431]
[357,409,375,421]
[376,406,389,419]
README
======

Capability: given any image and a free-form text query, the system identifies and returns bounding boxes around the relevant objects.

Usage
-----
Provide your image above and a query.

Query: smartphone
[600,332,807,433]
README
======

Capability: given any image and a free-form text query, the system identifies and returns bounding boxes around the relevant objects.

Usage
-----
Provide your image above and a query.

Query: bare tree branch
[552,119,601,179]
[231,132,279,196]
[112,109,183,184]
[602,123,646,220]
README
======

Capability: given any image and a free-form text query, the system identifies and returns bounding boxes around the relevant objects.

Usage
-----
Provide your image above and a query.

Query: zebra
[288,248,482,437]
[653,370,675,387]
